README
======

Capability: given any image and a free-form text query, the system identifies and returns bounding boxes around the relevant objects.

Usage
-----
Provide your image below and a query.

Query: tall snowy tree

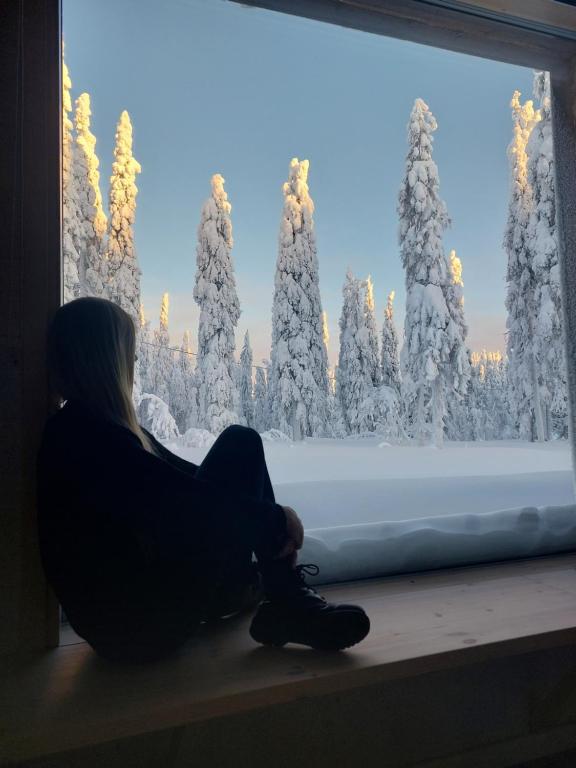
[62,59,82,303]
[443,249,472,440]
[381,290,401,394]
[527,72,567,439]
[322,310,330,360]
[194,174,241,434]
[170,330,199,432]
[504,89,544,441]
[149,293,173,406]
[74,92,108,298]
[253,365,269,433]
[268,158,328,440]
[363,275,381,387]
[239,331,255,428]
[398,98,465,447]
[336,270,380,434]
[168,347,187,433]
[106,110,142,324]
[468,350,513,440]
[138,303,154,395]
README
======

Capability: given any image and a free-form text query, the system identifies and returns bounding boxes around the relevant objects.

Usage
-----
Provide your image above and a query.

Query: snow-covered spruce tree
[169,352,187,433]
[178,330,200,430]
[253,365,269,433]
[468,350,513,440]
[149,293,173,406]
[336,270,378,434]
[444,249,472,440]
[194,174,241,434]
[74,92,108,297]
[239,331,255,428]
[504,90,544,441]
[381,290,401,394]
[322,311,346,438]
[268,159,328,440]
[486,351,514,439]
[363,276,381,387]
[398,98,466,447]
[527,72,567,439]
[106,110,142,324]
[137,303,154,395]
[62,59,82,303]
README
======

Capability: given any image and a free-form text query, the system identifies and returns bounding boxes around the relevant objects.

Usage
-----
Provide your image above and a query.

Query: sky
[64,0,534,366]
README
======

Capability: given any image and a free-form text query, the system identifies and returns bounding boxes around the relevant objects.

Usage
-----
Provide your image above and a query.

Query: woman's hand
[274,505,304,560]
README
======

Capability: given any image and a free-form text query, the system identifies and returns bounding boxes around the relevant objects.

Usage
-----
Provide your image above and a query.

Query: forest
[62,61,567,448]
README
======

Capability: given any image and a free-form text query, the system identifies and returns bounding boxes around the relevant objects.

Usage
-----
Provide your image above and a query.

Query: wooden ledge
[2,554,576,765]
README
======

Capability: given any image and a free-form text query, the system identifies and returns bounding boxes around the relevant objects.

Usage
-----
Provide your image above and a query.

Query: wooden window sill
[2,553,576,765]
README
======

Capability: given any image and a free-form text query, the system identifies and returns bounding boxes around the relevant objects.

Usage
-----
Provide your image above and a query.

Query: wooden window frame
[1,0,574,657]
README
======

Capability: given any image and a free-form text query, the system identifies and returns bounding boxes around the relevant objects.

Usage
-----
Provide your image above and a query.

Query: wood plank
[2,555,576,764]
[230,0,576,73]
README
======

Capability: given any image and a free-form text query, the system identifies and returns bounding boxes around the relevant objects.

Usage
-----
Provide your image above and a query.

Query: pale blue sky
[64,0,534,365]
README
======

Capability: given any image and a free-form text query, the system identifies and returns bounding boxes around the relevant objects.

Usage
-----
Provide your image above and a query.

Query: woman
[37,298,369,663]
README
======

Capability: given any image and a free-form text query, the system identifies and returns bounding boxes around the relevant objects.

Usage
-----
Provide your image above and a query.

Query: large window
[61,0,574,592]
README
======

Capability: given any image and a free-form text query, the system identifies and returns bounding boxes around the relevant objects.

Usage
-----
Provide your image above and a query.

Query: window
[59,0,575,603]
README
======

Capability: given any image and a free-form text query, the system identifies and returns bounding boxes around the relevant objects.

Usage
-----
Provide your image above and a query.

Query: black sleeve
[142,429,199,477]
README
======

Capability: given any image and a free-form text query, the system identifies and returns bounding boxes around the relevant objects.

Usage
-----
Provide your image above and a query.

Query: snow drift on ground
[167,435,574,583]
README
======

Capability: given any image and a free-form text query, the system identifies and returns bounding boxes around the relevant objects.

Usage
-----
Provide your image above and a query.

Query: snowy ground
[167,437,574,529]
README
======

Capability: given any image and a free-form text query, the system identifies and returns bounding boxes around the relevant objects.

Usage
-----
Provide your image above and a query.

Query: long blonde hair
[48,297,155,452]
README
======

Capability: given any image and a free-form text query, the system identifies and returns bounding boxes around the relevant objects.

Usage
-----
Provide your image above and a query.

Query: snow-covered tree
[504,89,544,441]
[106,110,142,324]
[168,362,186,434]
[138,394,179,442]
[363,276,381,387]
[62,59,82,303]
[74,92,108,297]
[181,330,200,430]
[336,270,379,434]
[194,174,241,434]
[239,331,255,428]
[268,158,328,440]
[468,351,513,440]
[168,330,199,432]
[137,303,154,394]
[398,98,464,447]
[381,290,401,394]
[443,249,472,440]
[149,293,173,406]
[253,365,269,433]
[527,72,567,439]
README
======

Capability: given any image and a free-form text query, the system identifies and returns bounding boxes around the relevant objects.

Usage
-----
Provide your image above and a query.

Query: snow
[177,427,216,450]
[260,428,292,443]
[138,394,179,442]
[166,435,574,583]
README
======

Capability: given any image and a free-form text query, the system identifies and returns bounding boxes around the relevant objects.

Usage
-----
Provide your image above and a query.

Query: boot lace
[295,563,320,580]
[294,563,322,597]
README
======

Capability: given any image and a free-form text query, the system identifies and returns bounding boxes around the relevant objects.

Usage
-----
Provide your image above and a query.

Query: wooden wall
[0,0,61,656]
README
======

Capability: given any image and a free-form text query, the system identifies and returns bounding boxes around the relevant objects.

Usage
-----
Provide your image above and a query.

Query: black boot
[250,563,370,651]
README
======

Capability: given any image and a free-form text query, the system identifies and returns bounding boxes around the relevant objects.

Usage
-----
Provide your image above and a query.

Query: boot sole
[250,607,370,651]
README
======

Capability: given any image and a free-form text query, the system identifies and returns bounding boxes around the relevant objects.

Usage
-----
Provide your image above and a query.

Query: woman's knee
[221,424,262,443]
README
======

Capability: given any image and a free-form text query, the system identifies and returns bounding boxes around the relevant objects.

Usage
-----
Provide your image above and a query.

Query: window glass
[61,0,573,596]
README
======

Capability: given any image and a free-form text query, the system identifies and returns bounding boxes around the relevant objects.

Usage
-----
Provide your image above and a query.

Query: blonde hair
[48,297,155,453]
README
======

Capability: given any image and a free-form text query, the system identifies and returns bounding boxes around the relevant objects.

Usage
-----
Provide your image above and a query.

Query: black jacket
[36,400,285,636]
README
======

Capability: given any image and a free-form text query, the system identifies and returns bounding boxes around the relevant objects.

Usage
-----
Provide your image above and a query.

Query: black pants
[93,425,279,664]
